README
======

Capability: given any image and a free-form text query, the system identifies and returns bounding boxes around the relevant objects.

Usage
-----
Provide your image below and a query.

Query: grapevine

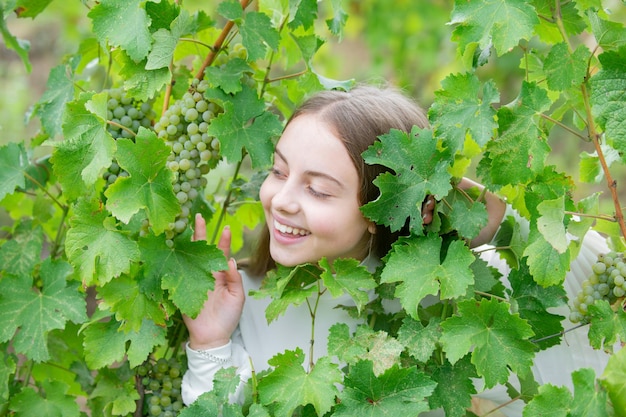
[570,251,626,324]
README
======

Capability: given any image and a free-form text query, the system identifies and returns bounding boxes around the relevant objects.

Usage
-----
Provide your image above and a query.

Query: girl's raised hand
[182,214,245,350]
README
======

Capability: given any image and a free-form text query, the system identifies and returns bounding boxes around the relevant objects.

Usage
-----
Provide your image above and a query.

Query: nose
[271,179,300,214]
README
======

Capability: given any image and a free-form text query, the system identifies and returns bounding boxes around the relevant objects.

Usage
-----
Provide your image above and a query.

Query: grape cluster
[103,88,156,186]
[153,79,222,246]
[137,357,185,417]
[569,251,626,323]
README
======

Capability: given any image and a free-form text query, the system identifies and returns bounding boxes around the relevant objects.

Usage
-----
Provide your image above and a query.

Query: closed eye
[307,186,330,199]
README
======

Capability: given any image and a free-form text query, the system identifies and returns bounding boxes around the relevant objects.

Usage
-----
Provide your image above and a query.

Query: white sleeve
[181,328,253,406]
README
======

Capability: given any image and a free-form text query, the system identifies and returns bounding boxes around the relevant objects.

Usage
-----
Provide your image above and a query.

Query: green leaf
[104,128,179,234]
[523,229,571,287]
[89,365,140,416]
[381,234,475,318]
[14,0,55,18]
[570,368,611,417]
[139,233,228,318]
[587,299,626,351]
[258,349,342,417]
[522,383,572,416]
[88,0,152,62]
[217,0,243,21]
[536,196,567,254]
[599,346,626,416]
[449,199,488,240]
[118,50,171,101]
[361,127,453,234]
[579,143,622,183]
[83,317,166,368]
[0,219,43,279]
[53,92,115,201]
[588,11,626,51]
[0,5,31,72]
[205,58,253,94]
[33,62,77,138]
[9,380,81,417]
[450,0,539,56]
[429,73,499,154]
[544,43,590,91]
[0,259,87,362]
[206,85,282,168]
[146,10,196,70]
[397,316,441,363]
[65,198,140,286]
[0,349,17,408]
[590,47,626,162]
[0,142,27,201]
[440,298,535,388]
[319,258,377,315]
[327,324,404,376]
[288,0,318,30]
[334,361,436,417]
[239,11,280,61]
[428,356,478,417]
[325,0,348,38]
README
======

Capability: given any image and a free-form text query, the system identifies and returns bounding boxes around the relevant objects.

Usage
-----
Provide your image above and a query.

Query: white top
[182,225,616,416]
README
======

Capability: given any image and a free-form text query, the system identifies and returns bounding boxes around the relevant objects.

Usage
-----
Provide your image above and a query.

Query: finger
[193,213,207,242]
[217,225,232,259]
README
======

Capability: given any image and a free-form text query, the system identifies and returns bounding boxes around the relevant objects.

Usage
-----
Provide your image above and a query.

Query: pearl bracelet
[196,350,232,365]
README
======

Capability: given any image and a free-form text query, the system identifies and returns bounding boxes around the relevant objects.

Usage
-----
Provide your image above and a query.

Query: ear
[367,222,377,234]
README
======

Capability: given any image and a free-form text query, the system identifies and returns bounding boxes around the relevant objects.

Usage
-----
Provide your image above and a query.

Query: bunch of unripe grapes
[569,251,626,323]
[103,88,156,186]
[153,79,222,246]
[137,357,185,417]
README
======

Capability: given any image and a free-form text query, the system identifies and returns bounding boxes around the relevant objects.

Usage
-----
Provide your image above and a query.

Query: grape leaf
[536,195,568,254]
[590,47,626,162]
[117,50,171,102]
[334,361,436,417]
[327,324,404,376]
[0,259,87,362]
[205,58,253,94]
[507,260,566,350]
[82,317,166,369]
[449,0,539,56]
[33,61,77,138]
[319,258,377,315]
[428,356,477,417]
[381,234,475,318]
[88,0,152,62]
[9,380,81,417]
[288,0,318,30]
[429,73,499,154]
[89,365,140,416]
[104,127,179,235]
[0,220,43,279]
[325,0,348,38]
[0,3,31,72]
[588,11,626,51]
[217,0,243,21]
[239,11,280,61]
[258,349,342,417]
[544,43,590,91]
[146,9,196,70]
[440,298,535,388]
[579,143,621,183]
[139,233,228,318]
[65,198,140,286]
[523,229,571,287]
[522,383,572,416]
[52,92,115,201]
[0,142,27,201]
[587,299,626,351]
[97,274,166,332]
[570,368,611,417]
[0,349,16,409]
[249,264,320,323]
[360,127,453,234]
[206,85,282,168]
[599,347,626,415]
[449,199,488,240]
[534,1,586,43]
[397,316,441,363]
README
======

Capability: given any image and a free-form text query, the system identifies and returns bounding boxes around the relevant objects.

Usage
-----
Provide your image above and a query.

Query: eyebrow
[274,148,345,189]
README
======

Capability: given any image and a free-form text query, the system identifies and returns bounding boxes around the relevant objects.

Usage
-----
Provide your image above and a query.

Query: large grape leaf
[204,58,253,94]
[258,349,342,417]
[522,383,573,416]
[428,356,477,417]
[544,43,590,91]
[65,198,140,286]
[0,220,43,279]
[88,0,152,62]
[319,258,377,315]
[590,47,626,162]
[288,0,318,30]
[118,51,170,102]
[0,142,27,201]
[429,73,499,154]
[599,347,626,415]
[360,127,453,234]
[52,92,115,201]
[239,11,280,61]
[523,229,571,287]
[82,316,166,369]
[449,0,539,56]
[104,127,179,235]
[587,299,626,351]
[139,233,228,318]
[146,9,196,70]
[381,234,475,319]
[89,366,140,416]
[206,85,282,168]
[32,61,77,138]
[334,361,436,417]
[440,298,536,388]
[9,380,81,417]
[507,260,565,350]
[397,316,442,363]
[536,195,568,254]
[0,259,86,362]
[588,11,626,51]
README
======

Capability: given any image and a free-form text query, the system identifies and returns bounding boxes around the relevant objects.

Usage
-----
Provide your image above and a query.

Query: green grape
[570,251,626,323]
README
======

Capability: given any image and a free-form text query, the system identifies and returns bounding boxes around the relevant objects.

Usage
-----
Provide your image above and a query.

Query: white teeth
[274,220,309,236]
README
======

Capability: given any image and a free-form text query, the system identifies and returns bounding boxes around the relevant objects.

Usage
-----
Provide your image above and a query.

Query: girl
[181,85,612,416]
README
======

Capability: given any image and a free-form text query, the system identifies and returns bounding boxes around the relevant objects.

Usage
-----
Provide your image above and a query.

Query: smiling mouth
[273,219,310,236]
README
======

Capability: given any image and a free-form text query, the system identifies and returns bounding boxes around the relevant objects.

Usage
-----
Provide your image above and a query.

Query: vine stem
[209,156,244,245]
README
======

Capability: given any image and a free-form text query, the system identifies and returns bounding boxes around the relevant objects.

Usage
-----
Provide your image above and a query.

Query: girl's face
[259,113,373,267]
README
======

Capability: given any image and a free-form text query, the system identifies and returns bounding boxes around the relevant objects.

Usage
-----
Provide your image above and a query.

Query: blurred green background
[2,0,625,223]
